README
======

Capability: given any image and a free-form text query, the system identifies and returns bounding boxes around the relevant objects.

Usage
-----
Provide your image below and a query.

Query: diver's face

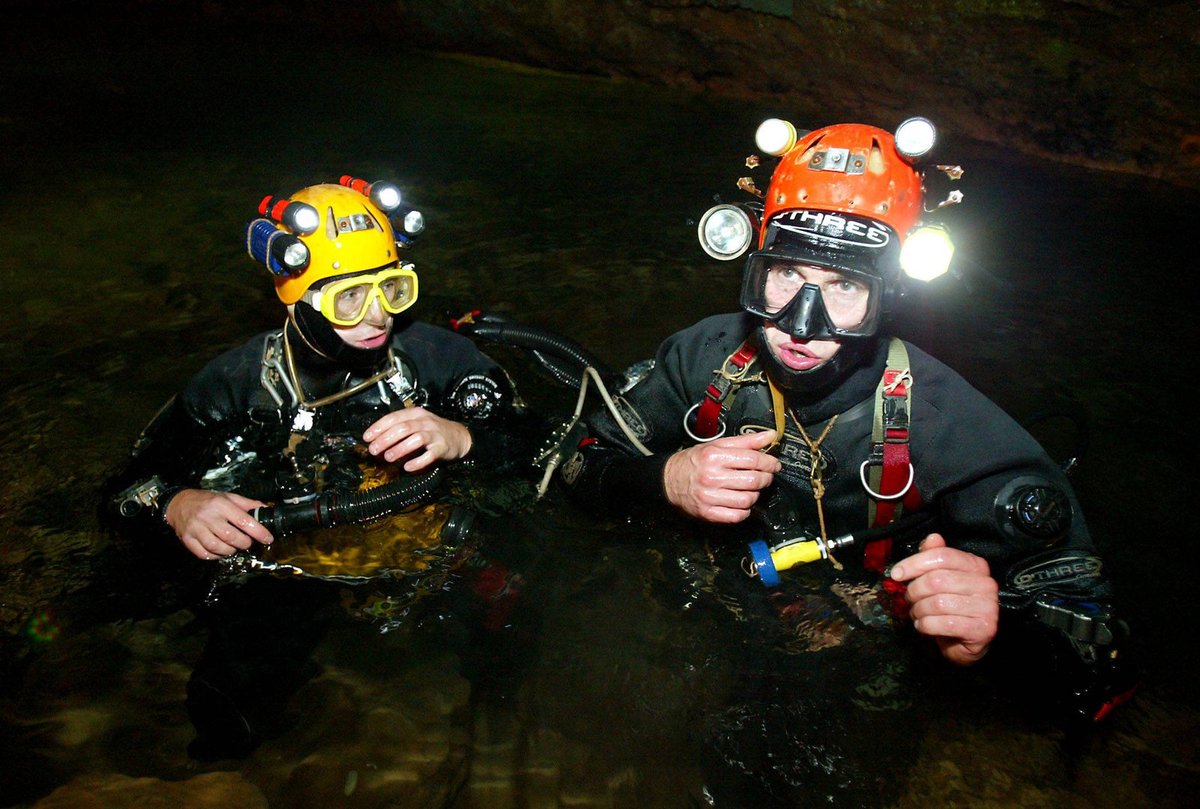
[759,263,866,371]
[761,262,872,330]
[333,296,393,350]
[762,320,842,371]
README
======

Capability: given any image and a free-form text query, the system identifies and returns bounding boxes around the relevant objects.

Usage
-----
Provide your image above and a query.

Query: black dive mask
[771,283,838,340]
[739,250,885,340]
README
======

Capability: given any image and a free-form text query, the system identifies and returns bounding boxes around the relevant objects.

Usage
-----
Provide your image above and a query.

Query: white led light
[403,209,424,234]
[287,203,321,235]
[895,117,937,161]
[282,241,310,269]
[698,204,754,260]
[900,225,954,281]
[371,183,402,211]
[755,118,798,157]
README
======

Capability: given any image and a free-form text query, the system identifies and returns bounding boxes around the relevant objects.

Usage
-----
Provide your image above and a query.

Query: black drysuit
[105,318,530,759]
[562,312,1131,722]
[113,318,522,518]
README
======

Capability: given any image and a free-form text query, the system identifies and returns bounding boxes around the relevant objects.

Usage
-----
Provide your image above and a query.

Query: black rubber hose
[529,349,591,388]
[832,509,936,549]
[455,315,613,381]
[254,467,443,537]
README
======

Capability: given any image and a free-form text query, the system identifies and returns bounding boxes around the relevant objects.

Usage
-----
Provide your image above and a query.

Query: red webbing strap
[863,339,923,574]
[694,340,758,439]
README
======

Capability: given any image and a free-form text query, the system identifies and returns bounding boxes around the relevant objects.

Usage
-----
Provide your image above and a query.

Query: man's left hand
[889,533,999,666]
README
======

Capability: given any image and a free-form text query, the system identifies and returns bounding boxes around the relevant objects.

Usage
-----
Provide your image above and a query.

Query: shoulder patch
[995,476,1072,544]
[450,374,503,420]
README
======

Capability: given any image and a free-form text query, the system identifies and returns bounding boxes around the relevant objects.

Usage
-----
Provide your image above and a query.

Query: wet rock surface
[8,1,1197,187]
[389,0,1200,187]
[31,772,267,809]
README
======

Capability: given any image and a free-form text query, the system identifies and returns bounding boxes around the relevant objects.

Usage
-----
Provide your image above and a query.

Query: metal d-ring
[683,403,726,442]
[859,460,914,500]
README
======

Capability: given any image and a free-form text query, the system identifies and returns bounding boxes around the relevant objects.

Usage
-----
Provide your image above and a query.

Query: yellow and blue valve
[748,511,934,586]
[748,533,856,586]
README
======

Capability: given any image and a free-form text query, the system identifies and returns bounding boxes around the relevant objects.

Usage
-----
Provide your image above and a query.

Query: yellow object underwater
[253,501,456,580]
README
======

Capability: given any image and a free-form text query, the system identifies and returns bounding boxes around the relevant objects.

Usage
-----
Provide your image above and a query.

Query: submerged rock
[32,772,267,809]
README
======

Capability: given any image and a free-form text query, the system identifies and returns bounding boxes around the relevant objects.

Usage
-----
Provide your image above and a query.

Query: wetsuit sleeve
[559,323,711,512]
[904,348,1134,722]
[909,388,1089,566]
[446,366,532,470]
[102,342,261,527]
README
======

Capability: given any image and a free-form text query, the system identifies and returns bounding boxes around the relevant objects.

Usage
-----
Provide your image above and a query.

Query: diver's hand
[165,489,274,561]
[662,429,781,523]
[363,407,473,472]
[889,533,999,666]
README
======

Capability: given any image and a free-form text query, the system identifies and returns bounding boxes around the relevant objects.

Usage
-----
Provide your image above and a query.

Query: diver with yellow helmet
[104,176,554,760]
[112,175,524,561]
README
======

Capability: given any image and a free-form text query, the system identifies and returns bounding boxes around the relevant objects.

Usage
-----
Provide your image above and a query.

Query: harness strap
[260,327,415,416]
[863,338,923,573]
[766,379,787,453]
[694,339,759,439]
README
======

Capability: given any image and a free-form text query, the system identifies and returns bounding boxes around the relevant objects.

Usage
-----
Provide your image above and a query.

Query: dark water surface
[2,26,1199,809]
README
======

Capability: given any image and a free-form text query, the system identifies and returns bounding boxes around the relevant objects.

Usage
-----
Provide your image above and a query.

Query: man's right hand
[164,489,274,560]
[662,429,781,523]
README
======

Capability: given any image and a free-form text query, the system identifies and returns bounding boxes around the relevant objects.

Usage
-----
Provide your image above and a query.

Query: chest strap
[689,338,761,441]
[862,338,924,573]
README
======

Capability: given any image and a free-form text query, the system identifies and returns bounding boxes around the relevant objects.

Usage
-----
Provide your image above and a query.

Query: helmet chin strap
[288,302,392,374]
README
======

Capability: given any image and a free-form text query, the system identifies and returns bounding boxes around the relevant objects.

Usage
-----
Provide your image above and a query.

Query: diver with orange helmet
[560,119,1133,724]
[111,176,525,561]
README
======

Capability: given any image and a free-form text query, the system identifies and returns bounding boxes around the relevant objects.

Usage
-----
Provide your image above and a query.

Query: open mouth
[777,342,825,371]
[358,331,390,349]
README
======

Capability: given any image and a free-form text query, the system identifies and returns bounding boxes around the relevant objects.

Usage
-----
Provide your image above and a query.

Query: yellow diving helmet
[245,175,426,305]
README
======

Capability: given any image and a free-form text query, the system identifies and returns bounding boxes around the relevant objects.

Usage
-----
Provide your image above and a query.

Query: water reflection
[1,28,1198,809]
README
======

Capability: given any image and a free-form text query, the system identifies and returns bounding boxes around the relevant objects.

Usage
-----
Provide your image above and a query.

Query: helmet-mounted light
[258,196,320,235]
[370,182,401,212]
[697,203,760,261]
[894,117,937,162]
[755,118,800,157]
[338,174,403,213]
[338,174,424,246]
[698,116,963,327]
[246,218,311,276]
[900,224,955,282]
[391,206,425,245]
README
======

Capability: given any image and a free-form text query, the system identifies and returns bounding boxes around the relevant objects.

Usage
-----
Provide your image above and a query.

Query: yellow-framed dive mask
[303,264,419,326]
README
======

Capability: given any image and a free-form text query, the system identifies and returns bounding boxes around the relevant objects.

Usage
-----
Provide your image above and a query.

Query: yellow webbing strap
[767,377,787,454]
